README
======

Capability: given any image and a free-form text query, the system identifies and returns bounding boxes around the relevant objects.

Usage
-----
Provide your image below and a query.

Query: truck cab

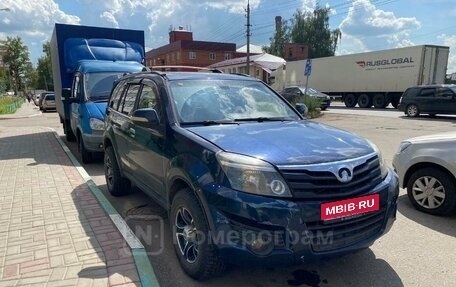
[50,23,145,163]
[68,61,144,163]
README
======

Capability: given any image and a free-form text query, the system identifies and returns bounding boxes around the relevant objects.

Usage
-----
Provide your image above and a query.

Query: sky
[1,0,456,73]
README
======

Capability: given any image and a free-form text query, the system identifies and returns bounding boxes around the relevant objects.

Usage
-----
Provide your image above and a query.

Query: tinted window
[45,95,55,100]
[437,88,454,98]
[138,83,162,122]
[109,81,126,111]
[417,88,435,97]
[121,84,140,115]
[403,87,420,97]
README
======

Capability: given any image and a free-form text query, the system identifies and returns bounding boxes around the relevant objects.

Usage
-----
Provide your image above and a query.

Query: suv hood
[187,121,374,165]
[407,131,456,143]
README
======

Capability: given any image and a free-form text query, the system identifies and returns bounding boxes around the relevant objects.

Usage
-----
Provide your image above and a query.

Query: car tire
[321,106,327,111]
[358,94,372,108]
[373,94,387,108]
[104,146,131,196]
[171,188,226,280]
[406,104,419,117]
[407,167,456,216]
[344,94,357,108]
[78,135,92,164]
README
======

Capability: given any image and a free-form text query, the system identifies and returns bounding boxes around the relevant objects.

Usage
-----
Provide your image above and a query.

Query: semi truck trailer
[50,23,145,163]
[270,45,450,109]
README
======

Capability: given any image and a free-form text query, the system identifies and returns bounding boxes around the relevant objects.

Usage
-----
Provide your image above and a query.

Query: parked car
[280,86,331,110]
[103,70,398,280]
[393,132,456,215]
[41,93,56,112]
[38,91,54,110]
[398,84,456,117]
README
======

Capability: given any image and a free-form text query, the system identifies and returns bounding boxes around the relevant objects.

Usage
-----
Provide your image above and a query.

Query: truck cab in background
[51,24,145,163]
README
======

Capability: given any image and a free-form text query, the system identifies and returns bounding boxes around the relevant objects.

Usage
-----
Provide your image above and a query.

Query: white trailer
[270,45,450,108]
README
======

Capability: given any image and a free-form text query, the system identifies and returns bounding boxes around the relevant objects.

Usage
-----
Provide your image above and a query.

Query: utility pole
[245,0,251,76]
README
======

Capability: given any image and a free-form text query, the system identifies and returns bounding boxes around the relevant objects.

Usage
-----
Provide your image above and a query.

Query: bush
[0,96,23,114]
[288,95,322,118]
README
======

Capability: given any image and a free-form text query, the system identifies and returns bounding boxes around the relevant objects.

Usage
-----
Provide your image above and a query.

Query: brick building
[145,27,238,67]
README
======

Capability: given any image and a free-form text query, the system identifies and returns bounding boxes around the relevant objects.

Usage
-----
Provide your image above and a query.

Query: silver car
[393,132,456,215]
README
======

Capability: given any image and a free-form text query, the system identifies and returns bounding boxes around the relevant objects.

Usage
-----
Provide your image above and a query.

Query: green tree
[2,36,33,94]
[263,17,290,58]
[34,41,53,91]
[289,7,341,58]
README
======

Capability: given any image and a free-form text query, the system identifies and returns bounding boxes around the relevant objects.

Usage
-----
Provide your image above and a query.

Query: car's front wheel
[170,188,225,280]
[407,167,456,215]
[104,146,131,196]
[406,104,419,117]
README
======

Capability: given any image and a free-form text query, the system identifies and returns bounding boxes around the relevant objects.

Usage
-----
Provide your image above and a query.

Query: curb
[51,129,160,287]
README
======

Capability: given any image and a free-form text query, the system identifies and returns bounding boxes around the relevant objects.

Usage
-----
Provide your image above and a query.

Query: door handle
[129,128,136,138]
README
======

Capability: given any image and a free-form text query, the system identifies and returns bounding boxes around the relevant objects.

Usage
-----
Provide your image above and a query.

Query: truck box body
[50,23,145,162]
[271,45,450,108]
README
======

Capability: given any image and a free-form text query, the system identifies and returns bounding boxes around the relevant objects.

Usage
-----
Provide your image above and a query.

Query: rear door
[415,87,436,113]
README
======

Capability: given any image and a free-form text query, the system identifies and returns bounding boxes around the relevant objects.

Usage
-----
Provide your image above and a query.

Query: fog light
[248,238,274,255]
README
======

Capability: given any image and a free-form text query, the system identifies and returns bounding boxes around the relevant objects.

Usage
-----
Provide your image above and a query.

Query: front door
[435,87,456,114]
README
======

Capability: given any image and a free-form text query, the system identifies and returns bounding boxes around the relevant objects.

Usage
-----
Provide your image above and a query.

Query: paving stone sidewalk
[0,101,41,119]
[0,127,141,286]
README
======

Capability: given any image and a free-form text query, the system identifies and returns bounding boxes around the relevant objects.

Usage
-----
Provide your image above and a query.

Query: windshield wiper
[181,120,239,126]
[234,117,294,122]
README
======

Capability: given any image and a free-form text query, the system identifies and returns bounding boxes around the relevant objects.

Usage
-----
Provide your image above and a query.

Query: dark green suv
[103,69,398,280]
[398,84,456,117]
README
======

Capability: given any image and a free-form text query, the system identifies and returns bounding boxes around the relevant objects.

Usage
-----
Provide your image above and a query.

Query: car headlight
[216,152,291,197]
[89,118,105,131]
[366,139,388,179]
[397,141,411,153]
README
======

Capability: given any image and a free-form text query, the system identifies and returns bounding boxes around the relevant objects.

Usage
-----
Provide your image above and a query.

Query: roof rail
[149,65,223,73]
[229,73,251,78]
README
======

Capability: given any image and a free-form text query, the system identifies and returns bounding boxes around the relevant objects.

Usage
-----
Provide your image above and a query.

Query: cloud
[201,0,261,14]
[338,0,420,52]
[438,34,456,74]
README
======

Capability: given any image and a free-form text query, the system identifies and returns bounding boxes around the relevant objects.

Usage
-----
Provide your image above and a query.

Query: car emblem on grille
[336,167,353,183]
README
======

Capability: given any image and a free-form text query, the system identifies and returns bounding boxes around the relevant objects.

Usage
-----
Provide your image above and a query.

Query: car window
[109,81,126,111]
[417,88,435,97]
[120,84,140,115]
[45,95,55,100]
[403,87,420,98]
[137,83,163,122]
[436,88,454,98]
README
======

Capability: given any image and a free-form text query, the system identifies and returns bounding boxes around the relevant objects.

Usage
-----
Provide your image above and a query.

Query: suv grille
[280,155,382,199]
[306,208,386,252]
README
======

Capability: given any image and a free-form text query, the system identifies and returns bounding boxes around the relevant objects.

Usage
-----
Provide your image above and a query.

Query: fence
[0,98,24,114]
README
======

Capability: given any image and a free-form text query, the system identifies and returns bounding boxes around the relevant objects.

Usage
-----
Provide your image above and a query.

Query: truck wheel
[373,94,386,108]
[104,146,131,196]
[407,167,456,216]
[358,94,372,108]
[171,188,226,280]
[344,94,357,108]
[406,104,419,117]
[78,135,92,164]
[64,121,76,142]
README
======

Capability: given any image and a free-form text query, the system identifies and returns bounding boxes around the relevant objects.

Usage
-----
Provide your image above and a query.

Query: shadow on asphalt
[0,131,74,166]
[399,115,456,124]
[397,194,456,237]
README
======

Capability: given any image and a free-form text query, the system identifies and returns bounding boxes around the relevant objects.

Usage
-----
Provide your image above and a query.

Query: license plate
[321,194,380,221]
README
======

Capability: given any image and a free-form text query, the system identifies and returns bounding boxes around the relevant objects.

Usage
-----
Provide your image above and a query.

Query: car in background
[103,69,398,280]
[41,93,56,112]
[38,91,54,110]
[398,84,456,117]
[280,86,331,110]
[393,132,456,215]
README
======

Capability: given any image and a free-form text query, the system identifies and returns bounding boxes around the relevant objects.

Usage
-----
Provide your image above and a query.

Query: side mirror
[131,108,159,127]
[295,103,308,118]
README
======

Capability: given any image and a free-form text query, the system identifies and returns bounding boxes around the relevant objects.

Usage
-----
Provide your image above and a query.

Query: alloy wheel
[175,207,199,263]
[412,176,446,209]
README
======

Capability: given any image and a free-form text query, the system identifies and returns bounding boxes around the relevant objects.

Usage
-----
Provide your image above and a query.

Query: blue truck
[50,23,145,163]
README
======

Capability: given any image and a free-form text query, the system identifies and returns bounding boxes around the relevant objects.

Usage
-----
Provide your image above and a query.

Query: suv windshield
[85,72,125,101]
[169,79,300,123]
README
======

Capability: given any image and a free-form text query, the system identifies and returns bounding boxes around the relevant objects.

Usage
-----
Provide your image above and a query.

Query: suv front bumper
[203,168,398,266]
